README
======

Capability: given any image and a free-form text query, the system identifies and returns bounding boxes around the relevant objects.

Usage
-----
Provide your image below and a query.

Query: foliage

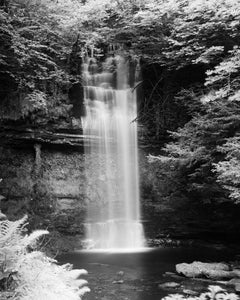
[1,0,240,205]
[148,9,240,203]
[214,136,240,203]
[151,99,240,203]
[4,0,239,64]
[99,0,239,140]
[163,285,239,300]
[0,0,78,123]
[0,215,90,299]
[77,0,240,65]
[1,0,240,125]
[202,47,240,103]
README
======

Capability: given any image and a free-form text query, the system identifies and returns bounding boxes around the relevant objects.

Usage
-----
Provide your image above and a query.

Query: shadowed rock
[176,262,232,279]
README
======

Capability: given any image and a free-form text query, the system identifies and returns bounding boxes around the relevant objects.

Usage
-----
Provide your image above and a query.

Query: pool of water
[57,246,236,300]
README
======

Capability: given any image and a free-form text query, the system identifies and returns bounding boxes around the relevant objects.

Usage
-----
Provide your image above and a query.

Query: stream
[58,246,236,300]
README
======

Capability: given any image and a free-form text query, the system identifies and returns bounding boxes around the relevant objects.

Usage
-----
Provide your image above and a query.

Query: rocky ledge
[0,126,85,148]
[175,261,240,292]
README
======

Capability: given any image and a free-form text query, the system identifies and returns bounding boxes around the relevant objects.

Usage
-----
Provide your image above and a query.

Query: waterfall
[82,53,145,250]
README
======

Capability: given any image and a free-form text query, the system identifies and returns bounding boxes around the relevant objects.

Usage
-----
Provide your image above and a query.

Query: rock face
[1,138,240,254]
[176,262,235,280]
[1,130,240,253]
[0,138,87,251]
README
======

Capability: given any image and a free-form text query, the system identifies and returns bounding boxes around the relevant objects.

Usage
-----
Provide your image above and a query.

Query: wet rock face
[1,140,240,253]
[0,145,87,243]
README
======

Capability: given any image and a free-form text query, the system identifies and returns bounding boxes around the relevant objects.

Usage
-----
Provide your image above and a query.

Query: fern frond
[0,215,28,237]
[67,269,88,279]
[0,215,28,247]
[20,230,49,248]
[73,278,88,287]
[78,286,91,296]
[0,216,89,299]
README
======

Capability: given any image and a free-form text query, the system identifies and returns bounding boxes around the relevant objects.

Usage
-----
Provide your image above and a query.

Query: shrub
[0,215,90,300]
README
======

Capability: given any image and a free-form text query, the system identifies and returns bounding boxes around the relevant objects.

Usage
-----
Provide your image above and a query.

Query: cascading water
[82,53,145,250]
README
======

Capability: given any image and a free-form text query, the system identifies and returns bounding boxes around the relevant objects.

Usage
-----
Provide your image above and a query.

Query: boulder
[204,269,234,280]
[183,289,198,296]
[158,282,180,289]
[112,280,124,284]
[229,278,240,292]
[232,269,240,278]
[176,262,230,279]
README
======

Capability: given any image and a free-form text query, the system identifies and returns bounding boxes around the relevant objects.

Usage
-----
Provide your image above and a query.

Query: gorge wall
[0,41,239,252]
[1,138,240,253]
[0,141,86,252]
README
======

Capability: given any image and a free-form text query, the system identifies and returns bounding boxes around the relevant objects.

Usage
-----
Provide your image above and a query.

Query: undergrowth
[0,215,90,300]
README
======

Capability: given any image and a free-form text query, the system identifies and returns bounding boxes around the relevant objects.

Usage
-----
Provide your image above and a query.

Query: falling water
[82,53,145,250]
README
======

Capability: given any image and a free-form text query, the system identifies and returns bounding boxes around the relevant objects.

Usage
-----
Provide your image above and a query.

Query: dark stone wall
[0,144,87,252]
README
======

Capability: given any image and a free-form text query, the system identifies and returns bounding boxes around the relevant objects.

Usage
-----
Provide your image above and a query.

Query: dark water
[58,247,236,300]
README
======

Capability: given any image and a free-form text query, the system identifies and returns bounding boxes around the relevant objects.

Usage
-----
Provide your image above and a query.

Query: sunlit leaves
[194,46,224,64]
[206,48,240,86]
[214,136,240,203]
[200,47,240,104]
[0,0,78,122]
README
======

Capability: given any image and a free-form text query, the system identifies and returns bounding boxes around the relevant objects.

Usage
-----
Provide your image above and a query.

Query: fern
[0,215,28,247]
[0,216,90,300]
[20,230,49,249]
[13,252,90,300]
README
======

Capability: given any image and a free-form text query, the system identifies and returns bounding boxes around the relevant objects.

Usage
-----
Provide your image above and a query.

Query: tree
[0,0,82,124]
[151,42,240,204]
[214,136,240,203]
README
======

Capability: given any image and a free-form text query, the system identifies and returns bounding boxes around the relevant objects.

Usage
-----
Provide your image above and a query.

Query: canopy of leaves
[1,0,240,204]
[152,25,240,204]
[0,0,81,123]
[76,0,240,66]
[214,136,240,203]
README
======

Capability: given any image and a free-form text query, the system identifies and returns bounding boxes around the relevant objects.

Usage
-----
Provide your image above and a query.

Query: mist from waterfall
[82,53,145,250]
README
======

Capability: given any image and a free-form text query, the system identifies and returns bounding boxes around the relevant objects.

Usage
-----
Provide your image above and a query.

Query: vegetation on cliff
[1,0,240,204]
[148,11,240,204]
[1,0,240,298]
[0,0,81,124]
